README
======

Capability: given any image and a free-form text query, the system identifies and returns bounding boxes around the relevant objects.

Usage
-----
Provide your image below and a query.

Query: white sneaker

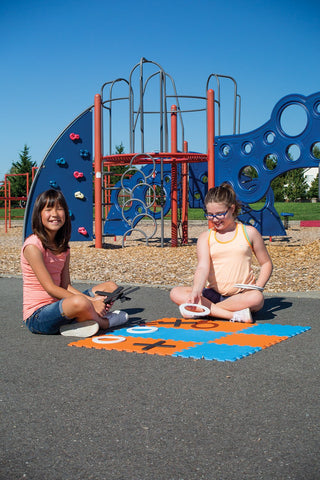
[106,310,129,328]
[231,308,253,323]
[60,320,99,337]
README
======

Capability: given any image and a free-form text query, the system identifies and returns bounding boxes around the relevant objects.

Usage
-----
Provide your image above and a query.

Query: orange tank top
[207,223,256,296]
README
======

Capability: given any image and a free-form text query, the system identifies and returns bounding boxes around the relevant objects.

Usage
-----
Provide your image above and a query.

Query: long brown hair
[204,182,241,218]
[31,189,71,253]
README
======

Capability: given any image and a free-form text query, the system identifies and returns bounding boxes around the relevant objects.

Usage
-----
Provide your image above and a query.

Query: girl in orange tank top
[170,183,273,323]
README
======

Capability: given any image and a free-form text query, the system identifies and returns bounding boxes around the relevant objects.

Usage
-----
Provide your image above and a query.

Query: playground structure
[22,58,320,247]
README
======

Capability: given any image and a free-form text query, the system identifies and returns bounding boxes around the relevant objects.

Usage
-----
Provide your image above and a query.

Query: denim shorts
[25,288,94,335]
[202,288,228,304]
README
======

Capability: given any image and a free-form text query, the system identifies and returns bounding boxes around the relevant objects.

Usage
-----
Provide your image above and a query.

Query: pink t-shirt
[21,234,70,321]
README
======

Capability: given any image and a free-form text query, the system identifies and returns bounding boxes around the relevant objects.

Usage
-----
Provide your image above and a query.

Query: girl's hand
[189,288,202,305]
[91,296,112,318]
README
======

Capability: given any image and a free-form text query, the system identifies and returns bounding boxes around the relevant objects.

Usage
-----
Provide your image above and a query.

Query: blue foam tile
[242,323,311,337]
[115,327,229,343]
[173,343,262,362]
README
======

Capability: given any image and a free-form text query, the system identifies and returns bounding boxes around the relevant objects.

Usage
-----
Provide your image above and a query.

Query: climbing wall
[23,109,93,241]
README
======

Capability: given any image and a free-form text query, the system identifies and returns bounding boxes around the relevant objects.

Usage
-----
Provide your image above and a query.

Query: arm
[62,252,113,316]
[189,230,211,304]
[24,245,110,318]
[247,226,273,288]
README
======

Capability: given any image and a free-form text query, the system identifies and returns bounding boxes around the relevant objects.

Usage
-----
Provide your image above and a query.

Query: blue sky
[1,0,319,181]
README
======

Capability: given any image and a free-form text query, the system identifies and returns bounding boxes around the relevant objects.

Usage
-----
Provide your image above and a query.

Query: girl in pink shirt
[170,183,273,323]
[21,189,128,337]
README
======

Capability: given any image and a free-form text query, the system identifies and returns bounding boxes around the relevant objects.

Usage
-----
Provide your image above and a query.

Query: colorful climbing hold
[56,157,66,165]
[74,191,85,200]
[80,149,89,158]
[78,227,88,236]
[73,171,84,179]
[70,133,80,141]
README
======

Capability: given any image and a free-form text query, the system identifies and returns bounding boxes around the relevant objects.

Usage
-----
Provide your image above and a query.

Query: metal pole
[207,89,215,190]
[171,105,178,247]
[182,141,189,244]
[94,94,103,248]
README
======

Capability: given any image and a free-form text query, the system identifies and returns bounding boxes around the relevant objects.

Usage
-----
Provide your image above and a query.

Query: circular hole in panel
[286,144,301,161]
[314,101,320,116]
[242,142,253,154]
[311,142,320,158]
[221,144,231,157]
[265,131,276,144]
[201,175,208,184]
[280,103,308,137]
[264,154,278,171]
[239,165,259,191]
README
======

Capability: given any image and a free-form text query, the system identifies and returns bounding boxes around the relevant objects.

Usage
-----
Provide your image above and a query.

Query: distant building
[304,167,319,187]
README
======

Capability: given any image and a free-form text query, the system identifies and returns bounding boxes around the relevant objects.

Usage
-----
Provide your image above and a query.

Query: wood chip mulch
[1,222,319,293]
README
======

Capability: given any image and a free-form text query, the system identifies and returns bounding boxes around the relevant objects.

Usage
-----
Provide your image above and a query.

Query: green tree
[283,168,308,201]
[106,142,127,186]
[9,145,36,204]
[312,144,320,160]
[307,173,319,199]
[271,175,286,201]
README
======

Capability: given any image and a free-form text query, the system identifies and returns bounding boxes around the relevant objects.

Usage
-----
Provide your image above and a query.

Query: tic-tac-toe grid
[68,318,311,362]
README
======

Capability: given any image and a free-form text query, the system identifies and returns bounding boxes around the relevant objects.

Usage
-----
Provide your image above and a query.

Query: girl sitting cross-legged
[21,189,128,337]
[170,182,273,323]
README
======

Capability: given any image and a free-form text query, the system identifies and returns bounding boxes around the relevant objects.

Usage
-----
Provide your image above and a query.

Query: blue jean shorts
[25,288,94,335]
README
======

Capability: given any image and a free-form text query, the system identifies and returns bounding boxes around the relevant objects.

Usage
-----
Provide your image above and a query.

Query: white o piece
[234,283,264,291]
[179,303,211,318]
[126,326,158,334]
[92,335,126,344]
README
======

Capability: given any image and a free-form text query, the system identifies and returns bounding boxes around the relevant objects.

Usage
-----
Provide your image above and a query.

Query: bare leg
[61,295,110,329]
[170,286,263,322]
[92,281,118,295]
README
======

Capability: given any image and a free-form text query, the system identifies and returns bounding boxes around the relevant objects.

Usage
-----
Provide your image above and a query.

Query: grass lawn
[186,202,320,221]
[1,202,319,222]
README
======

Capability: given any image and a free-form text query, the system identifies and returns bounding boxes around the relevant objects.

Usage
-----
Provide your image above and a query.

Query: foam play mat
[68,318,311,362]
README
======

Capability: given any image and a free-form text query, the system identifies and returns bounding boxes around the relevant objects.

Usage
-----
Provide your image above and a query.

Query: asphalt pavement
[1,276,319,480]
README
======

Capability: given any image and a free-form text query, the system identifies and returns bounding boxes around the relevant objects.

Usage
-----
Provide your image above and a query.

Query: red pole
[26,172,29,197]
[4,175,8,233]
[8,180,11,228]
[171,105,178,247]
[207,89,215,190]
[182,140,188,244]
[94,94,102,248]
[207,89,215,229]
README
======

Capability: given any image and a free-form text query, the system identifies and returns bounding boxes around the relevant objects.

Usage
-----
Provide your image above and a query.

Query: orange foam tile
[149,318,252,332]
[69,335,201,356]
[212,333,288,348]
